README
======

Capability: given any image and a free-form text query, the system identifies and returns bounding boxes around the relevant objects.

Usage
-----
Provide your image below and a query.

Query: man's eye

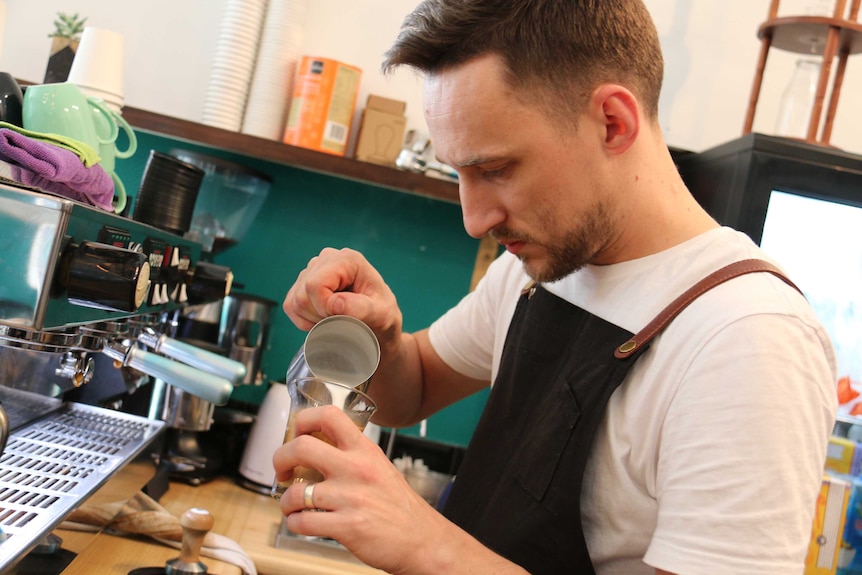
[482,165,509,179]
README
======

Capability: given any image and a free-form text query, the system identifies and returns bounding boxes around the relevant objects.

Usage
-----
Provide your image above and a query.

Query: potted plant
[44,12,87,83]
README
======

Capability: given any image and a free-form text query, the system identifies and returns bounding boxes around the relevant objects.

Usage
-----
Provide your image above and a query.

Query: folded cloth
[0,128,114,211]
[62,491,257,575]
[0,121,100,166]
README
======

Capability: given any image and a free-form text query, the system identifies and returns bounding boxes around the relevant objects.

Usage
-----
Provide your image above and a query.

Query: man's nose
[459,182,505,239]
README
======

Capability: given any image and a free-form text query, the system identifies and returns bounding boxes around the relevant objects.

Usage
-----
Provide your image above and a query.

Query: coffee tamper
[166,508,214,575]
[128,508,214,575]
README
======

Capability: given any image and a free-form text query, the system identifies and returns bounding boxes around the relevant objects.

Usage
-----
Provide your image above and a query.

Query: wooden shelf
[758,15,862,54]
[121,106,461,204]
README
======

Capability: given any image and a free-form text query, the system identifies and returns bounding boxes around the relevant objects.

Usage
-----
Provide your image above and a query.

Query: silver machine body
[0,181,243,571]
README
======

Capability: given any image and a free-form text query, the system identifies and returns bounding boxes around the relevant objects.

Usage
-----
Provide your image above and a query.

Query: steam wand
[102,340,234,406]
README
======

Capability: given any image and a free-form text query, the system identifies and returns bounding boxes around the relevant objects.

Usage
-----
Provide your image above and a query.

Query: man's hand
[283,247,403,357]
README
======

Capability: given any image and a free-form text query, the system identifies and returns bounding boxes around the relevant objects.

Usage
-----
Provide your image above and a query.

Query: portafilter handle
[137,329,247,385]
[102,342,233,406]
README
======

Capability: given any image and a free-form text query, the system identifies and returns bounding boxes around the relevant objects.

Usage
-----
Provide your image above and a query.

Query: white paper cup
[67,27,125,100]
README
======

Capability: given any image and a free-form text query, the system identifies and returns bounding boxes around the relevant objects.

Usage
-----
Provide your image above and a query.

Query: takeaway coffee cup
[22,82,117,152]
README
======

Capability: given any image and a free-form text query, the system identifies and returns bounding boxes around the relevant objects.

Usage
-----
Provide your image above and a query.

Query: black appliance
[677,132,862,418]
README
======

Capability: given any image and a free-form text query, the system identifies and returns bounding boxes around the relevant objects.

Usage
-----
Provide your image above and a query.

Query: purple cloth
[0,128,114,211]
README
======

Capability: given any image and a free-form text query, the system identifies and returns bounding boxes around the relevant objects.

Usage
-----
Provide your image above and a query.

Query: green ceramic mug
[91,101,137,213]
[22,82,128,211]
[22,82,117,151]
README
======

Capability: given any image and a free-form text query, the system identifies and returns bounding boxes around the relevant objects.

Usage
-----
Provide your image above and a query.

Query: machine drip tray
[274,516,365,566]
[0,387,63,432]
[0,402,165,572]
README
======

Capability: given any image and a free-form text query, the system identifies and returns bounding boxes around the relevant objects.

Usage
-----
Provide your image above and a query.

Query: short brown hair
[383,0,664,122]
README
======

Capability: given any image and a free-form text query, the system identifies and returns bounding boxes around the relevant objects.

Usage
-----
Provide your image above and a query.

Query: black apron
[441,259,799,574]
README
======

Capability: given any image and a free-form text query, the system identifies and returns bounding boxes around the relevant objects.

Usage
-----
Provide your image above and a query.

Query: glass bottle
[774,58,821,139]
[804,0,835,16]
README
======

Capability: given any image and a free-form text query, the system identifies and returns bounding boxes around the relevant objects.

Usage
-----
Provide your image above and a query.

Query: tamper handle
[165,508,213,575]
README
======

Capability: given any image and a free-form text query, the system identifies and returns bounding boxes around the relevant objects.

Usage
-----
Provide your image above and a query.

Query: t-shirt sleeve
[428,252,525,382]
[643,312,836,575]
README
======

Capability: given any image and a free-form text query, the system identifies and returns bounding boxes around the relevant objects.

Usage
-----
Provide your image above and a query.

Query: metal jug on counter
[238,315,380,492]
[222,294,276,386]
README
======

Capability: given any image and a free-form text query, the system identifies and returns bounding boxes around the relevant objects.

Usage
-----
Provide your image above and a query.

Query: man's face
[423,54,619,282]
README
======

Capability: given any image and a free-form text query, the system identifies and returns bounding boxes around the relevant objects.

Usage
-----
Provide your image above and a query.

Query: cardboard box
[354,95,407,166]
[826,437,859,476]
[806,474,853,574]
[366,94,406,116]
[283,56,362,157]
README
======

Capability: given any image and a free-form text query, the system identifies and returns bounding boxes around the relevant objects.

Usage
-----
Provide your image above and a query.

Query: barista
[274,1,837,574]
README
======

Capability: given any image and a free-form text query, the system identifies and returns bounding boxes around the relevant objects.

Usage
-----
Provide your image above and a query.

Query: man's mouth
[500,239,526,256]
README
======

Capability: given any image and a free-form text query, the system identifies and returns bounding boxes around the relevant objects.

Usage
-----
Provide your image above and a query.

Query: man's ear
[589,84,640,154]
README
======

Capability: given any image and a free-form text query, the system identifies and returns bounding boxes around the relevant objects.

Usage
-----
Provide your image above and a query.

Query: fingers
[282,253,337,329]
[280,480,329,513]
[279,481,335,541]
[274,407,377,531]
[273,409,451,572]
[282,248,401,337]
[272,406,371,484]
[283,248,368,329]
[302,404,371,448]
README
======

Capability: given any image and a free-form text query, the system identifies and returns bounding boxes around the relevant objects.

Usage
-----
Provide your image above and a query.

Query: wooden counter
[56,475,385,575]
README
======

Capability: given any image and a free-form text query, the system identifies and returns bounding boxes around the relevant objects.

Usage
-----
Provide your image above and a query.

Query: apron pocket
[515,381,580,501]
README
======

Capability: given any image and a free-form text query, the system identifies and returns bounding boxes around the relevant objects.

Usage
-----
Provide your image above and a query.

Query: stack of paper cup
[67,27,125,113]
[241,0,309,140]
[201,0,267,131]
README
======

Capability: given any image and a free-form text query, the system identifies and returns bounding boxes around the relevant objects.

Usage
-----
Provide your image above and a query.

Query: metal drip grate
[0,402,165,572]
[0,386,63,432]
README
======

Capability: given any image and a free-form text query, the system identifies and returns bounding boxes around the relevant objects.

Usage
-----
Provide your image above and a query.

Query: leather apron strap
[615,258,801,359]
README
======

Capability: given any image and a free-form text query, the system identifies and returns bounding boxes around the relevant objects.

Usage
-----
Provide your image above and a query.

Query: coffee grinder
[159,293,276,484]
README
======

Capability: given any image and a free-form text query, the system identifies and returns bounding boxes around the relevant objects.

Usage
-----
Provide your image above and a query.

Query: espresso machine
[0,180,247,572]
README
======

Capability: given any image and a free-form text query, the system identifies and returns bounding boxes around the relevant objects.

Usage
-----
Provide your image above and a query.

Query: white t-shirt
[429,227,837,575]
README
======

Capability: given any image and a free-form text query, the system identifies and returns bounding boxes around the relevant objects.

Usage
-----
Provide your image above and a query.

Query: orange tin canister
[283,56,362,157]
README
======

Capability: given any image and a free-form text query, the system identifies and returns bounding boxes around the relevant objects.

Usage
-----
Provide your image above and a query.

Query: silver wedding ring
[303,482,316,509]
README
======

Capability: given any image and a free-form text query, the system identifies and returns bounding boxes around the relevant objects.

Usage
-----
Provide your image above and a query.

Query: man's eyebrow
[449,156,501,168]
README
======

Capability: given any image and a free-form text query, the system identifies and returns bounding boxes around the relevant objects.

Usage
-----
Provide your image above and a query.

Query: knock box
[354,94,407,166]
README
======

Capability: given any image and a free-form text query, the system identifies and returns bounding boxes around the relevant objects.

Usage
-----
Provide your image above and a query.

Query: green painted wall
[115,131,490,446]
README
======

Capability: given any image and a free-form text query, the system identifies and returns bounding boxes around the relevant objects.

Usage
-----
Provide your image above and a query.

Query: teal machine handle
[137,331,247,385]
[103,342,233,405]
